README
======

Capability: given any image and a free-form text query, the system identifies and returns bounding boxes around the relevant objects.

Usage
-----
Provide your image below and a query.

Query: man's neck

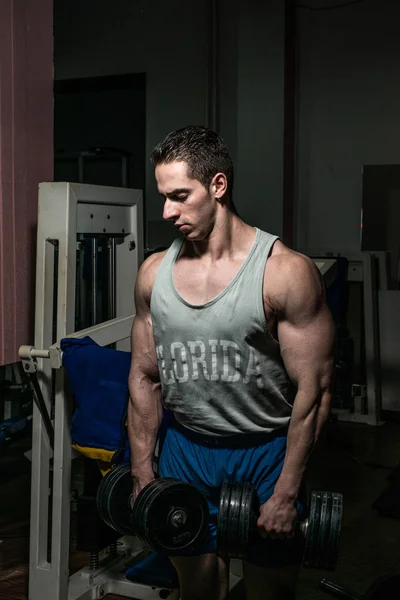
[187,213,256,262]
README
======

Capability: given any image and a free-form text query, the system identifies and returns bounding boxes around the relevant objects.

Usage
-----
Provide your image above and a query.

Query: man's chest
[173,258,245,305]
[171,258,278,335]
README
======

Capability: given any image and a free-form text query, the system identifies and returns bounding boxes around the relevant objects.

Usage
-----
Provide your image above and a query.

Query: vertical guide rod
[91,238,98,325]
[108,237,117,320]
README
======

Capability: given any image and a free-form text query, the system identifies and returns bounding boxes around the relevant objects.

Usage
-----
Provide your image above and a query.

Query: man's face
[156,161,217,241]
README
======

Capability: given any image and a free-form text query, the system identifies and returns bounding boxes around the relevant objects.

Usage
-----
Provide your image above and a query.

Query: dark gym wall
[54,0,287,248]
[54,0,400,254]
[54,75,146,191]
[296,0,400,254]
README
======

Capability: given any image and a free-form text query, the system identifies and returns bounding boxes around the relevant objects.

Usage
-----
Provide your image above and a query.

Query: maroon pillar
[0,0,53,366]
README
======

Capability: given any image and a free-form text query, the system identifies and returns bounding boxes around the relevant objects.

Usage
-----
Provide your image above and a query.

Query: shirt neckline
[170,227,261,309]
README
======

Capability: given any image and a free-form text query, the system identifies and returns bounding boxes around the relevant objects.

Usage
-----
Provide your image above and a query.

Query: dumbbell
[97,465,343,568]
[96,463,209,555]
[216,481,343,570]
[320,575,400,600]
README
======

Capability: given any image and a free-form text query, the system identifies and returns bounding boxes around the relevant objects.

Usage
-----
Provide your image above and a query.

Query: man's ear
[210,172,228,199]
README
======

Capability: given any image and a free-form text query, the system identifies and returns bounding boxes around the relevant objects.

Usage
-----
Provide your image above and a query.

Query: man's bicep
[130,313,160,382]
[278,305,335,394]
[130,261,160,383]
[273,254,335,395]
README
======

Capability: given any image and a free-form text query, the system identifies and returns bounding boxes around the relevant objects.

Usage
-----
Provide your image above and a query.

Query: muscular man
[128,126,335,600]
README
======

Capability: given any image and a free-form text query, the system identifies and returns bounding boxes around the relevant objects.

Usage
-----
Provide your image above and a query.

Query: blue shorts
[158,421,307,567]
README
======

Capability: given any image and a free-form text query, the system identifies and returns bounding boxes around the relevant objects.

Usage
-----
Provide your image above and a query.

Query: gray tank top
[150,228,296,436]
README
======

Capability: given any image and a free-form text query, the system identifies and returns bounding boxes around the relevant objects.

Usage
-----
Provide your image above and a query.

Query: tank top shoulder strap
[164,237,184,264]
[152,237,183,294]
[255,229,280,257]
[245,229,280,281]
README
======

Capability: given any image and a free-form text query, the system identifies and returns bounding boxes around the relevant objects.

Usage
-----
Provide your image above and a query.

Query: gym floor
[1,416,400,600]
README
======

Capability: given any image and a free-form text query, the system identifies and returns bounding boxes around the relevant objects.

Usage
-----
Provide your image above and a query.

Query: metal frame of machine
[18,182,242,600]
[305,250,384,427]
[21,182,145,600]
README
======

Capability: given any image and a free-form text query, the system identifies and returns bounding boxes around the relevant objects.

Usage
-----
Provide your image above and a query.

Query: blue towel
[61,336,131,464]
[60,335,173,467]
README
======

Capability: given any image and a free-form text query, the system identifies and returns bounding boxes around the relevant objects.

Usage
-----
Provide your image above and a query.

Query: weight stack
[76,494,120,553]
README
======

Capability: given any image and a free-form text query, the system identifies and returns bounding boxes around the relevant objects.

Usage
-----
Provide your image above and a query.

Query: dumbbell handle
[298,518,308,538]
[253,516,308,540]
[320,579,360,600]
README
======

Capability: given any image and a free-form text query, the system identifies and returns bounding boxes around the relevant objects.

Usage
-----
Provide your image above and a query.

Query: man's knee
[170,554,229,600]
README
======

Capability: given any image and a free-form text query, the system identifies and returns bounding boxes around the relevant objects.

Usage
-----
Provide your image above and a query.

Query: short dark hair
[150,125,234,194]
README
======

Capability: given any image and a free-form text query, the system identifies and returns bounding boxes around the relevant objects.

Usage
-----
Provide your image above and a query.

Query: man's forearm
[127,373,163,479]
[274,389,331,502]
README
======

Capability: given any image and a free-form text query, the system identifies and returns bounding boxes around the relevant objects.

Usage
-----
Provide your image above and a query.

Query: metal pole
[108,238,116,320]
[91,238,98,325]
[319,579,360,600]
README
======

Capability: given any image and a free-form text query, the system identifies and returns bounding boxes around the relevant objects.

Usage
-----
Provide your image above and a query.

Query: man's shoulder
[138,249,169,288]
[135,249,170,307]
[268,240,316,277]
[264,241,323,311]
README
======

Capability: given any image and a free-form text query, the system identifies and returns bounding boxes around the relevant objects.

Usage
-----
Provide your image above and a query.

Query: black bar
[29,372,55,451]
[320,579,360,600]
